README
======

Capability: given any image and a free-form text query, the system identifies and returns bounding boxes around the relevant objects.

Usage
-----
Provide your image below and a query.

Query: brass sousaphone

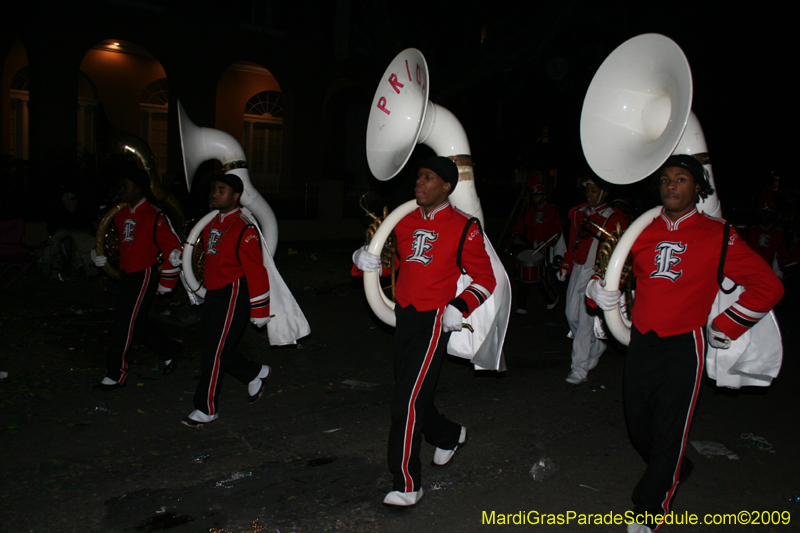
[579,33,721,344]
[94,115,185,279]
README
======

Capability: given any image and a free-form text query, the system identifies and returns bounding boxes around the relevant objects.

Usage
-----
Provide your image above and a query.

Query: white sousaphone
[177,100,278,298]
[364,48,510,371]
[580,33,723,346]
[177,100,309,345]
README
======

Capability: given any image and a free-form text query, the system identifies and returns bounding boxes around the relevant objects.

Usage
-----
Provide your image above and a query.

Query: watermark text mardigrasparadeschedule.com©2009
[481,510,791,527]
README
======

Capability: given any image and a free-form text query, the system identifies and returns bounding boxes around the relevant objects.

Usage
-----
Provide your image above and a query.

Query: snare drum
[516,250,544,283]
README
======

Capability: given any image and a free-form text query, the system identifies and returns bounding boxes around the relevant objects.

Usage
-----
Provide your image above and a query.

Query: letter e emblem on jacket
[650,241,686,282]
[207,229,222,255]
[122,219,137,242]
[407,229,438,265]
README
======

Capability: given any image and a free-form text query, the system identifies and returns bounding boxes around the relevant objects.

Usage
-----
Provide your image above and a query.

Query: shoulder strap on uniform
[718,220,740,294]
[457,217,484,275]
[235,221,256,265]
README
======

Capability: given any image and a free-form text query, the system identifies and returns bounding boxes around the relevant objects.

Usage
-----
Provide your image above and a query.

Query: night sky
[353,1,794,213]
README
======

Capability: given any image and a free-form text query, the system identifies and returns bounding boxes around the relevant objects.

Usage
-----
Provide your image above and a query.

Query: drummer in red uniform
[746,202,787,279]
[511,182,562,314]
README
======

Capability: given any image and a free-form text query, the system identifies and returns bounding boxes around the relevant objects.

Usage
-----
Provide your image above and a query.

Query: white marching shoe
[565,370,586,385]
[247,365,272,403]
[432,426,467,469]
[181,409,219,428]
[383,488,424,508]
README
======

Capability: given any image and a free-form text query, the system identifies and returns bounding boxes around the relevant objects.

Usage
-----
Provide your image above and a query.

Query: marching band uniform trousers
[565,262,605,379]
[193,277,263,416]
[624,325,704,529]
[388,304,462,493]
[106,265,180,384]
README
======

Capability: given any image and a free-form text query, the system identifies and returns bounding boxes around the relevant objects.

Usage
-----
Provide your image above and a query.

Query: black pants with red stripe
[624,326,705,530]
[106,265,180,384]
[388,304,462,493]
[193,277,263,416]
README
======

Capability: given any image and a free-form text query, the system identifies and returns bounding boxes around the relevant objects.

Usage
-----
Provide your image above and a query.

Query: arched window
[140,78,169,177]
[243,90,283,190]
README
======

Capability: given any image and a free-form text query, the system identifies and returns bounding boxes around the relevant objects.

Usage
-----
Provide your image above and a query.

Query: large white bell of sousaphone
[363,48,484,326]
[580,33,693,185]
[580,33,719,345]
[177,101,278,298]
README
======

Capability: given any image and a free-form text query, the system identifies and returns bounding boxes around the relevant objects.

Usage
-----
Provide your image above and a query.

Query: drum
[516,250,544,283]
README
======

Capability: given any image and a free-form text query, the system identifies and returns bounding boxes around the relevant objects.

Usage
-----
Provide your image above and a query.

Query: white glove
[352,245,382,272]
[556,265,569,282]
[156,284,172,295]
[169,248,183,267]
[442,305,463,333]
[708,326,731,349]
[91,249,107,267]
[585,278,621,312]
[251,316,271,328]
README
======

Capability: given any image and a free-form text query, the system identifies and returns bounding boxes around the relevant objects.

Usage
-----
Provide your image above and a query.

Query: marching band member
[352,157,496,509]
[557,178,626,384]
[181,174,272,428]
[92,166,183,391]
[745,201,787,279]
[587,155,783,532]
[511,181,562,313]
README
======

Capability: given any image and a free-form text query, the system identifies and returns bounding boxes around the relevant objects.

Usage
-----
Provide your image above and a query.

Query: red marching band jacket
[352,203,496,317]
[512,201,561,245]
[561,202,627,274]
[114,198,181,289]
[202,208,271,320]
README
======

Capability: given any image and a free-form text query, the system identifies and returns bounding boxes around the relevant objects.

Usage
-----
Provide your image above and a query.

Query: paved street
[1,240,797,532]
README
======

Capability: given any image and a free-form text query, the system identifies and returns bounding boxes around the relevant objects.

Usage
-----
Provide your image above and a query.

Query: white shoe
[383,488,424,507]
[432,426,467,468]
[626,523,654,533]
[181,409,219,428]
[247,365,272,403]
[565,371,586,385]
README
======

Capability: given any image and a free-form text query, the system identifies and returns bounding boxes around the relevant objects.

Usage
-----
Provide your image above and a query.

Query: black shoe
[162,341,184,375]
[162,359,178,376]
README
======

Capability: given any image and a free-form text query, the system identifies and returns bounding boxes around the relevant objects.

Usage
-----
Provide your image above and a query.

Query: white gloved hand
[352,245,382,272]
[556,265,569,282]
[708,326,731,349]
[442,305,463,333]
[156,284,172,295]
[585,278,621,312]
[169,248,183,267]
[91,249,107,267]
[251,316,271,328]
